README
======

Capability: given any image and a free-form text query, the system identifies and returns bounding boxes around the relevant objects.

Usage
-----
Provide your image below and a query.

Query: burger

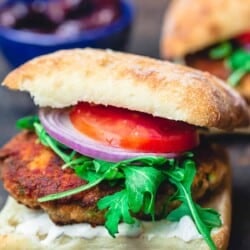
[0,48,249,250]
[160,0,250,103]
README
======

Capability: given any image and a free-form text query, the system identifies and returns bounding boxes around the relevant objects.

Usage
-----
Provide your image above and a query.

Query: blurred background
[0,1,249,249]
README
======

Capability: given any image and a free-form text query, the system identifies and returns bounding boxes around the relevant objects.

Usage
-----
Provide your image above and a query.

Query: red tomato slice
[70,102,199,153]
[236,31,250,46]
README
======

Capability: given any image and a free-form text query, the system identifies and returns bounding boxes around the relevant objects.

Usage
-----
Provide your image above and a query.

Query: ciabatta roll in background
[160,0,250,105]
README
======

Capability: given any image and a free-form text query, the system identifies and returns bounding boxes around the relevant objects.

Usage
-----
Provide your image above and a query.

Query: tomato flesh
[236,31,250,46]
[70,102,199,153]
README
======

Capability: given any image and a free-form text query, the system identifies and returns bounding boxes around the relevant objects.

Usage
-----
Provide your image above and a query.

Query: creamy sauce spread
[0,198,202,245]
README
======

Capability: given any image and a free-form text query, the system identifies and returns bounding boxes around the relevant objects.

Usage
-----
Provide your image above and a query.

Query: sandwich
[0,48,249,250]
[160,0,250,103]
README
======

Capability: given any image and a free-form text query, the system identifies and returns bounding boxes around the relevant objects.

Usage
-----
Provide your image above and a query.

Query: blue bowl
[0,0,134,67]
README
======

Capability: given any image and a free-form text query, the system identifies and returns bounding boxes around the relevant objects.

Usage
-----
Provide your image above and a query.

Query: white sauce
[0,198,202,245]
[15,213,143,245]
[143,216,202,242]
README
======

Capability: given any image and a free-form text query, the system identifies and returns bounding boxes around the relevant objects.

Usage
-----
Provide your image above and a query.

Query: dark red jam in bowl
[0,0,121,37]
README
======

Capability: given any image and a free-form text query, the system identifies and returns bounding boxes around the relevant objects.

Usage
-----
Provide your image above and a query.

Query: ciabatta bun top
[160,0,250,58]
[3,48,250,129]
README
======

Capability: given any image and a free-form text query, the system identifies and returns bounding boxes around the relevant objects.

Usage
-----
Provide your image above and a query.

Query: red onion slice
[243,44,250,51]
[39,108,180,162]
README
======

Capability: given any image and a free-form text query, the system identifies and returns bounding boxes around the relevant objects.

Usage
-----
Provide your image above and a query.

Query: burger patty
[186,54,250,103]
[0,131,228,226]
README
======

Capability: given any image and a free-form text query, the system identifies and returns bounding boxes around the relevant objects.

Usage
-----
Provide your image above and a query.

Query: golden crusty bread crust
[237,75,250,103]
[2,48,250,129]
[160,0,250,58]
[0,158,231,250]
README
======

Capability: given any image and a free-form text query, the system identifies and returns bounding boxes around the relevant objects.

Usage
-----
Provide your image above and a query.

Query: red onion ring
[243,44,250,51]
[39,108,180,162]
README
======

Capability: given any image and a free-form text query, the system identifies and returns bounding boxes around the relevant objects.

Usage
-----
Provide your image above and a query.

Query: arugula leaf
[209,42,250,86]
[97,190,135,237]
[168,203,221,232]
[38,171,107,202]
[73,159,124,183]
[16,115,39,130]
[167,202,190,221]
[196,204,222,231]
[209,42,232,59]
[124,156,170,167]
[227,49,250,70]
[123,166,165,215]
[93,160,124,181]
[228,60,250,86]
[33,122,71,163]
[74,162,100,183]
[166,159,218,250]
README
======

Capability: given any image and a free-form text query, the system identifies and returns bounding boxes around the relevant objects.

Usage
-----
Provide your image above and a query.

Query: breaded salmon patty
[0,131,227,226]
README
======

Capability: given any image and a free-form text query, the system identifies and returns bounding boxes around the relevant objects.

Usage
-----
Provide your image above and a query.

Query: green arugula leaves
[209,41,232,60]
[98,190,135,236]
[17,116,221,250]
[165,159,220,250]
[123,166,165,215]
[16,115,39,130]
[209,41,250,86]
[227,49,250,86]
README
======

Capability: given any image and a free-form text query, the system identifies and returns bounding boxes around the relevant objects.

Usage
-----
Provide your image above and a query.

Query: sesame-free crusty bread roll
[3,48,250,130]
[0,159,231,250]
[160,0,250,58]
[235,75,250,103]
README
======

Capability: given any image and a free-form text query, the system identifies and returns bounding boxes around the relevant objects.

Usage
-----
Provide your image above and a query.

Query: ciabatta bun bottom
[0,166,231,250]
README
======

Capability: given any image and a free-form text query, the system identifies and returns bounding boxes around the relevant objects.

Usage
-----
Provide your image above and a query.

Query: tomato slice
[70,102,199,153]
[236,31,250,46]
